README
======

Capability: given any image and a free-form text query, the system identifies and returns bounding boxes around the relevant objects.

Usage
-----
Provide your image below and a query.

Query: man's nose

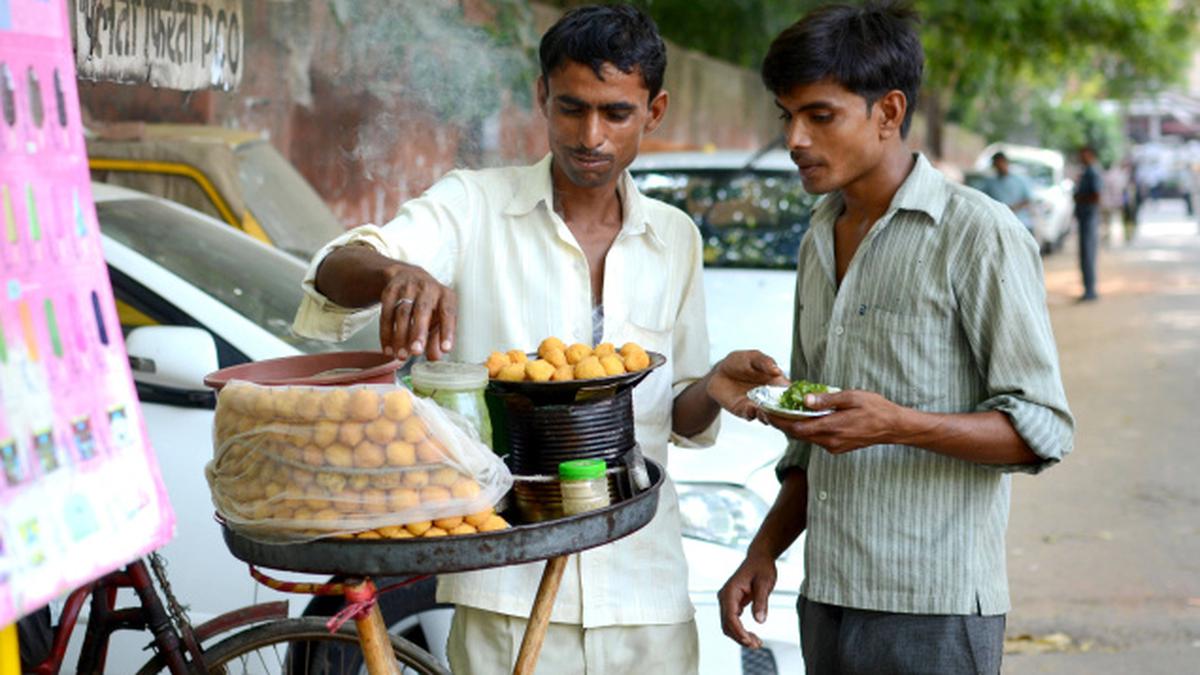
[580,112,604,150]
[786,119,812,150]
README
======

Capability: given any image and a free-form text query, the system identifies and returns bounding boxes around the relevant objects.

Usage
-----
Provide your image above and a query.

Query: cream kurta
[294,154,718,627]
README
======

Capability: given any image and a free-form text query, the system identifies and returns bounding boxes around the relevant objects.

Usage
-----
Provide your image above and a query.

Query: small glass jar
[558,459,611,515]
[410,361,493,450]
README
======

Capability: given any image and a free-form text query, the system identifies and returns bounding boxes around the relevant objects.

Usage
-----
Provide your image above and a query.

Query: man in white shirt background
[294,4,777,673]
[982,151,1035,235]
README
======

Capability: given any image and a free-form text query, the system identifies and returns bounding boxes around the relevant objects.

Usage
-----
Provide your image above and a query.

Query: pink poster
[0,0,175,625]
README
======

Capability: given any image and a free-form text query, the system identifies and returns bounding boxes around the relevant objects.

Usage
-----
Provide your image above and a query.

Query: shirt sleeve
[775,239,814,480]
[294,173,472,342]
[956,214,1075,474]
[670,219,720,448]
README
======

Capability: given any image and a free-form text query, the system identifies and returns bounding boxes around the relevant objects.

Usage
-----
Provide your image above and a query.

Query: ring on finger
[393,298,415,310]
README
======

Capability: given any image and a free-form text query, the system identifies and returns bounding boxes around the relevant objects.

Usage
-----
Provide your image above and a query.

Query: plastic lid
[410,361,488,391]
[558,458,607,481]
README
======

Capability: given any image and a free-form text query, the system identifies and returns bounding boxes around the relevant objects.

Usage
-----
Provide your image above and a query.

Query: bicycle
[23,551,446,674]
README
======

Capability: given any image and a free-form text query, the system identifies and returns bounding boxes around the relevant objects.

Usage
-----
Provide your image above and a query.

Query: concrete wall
[77,0,982,228]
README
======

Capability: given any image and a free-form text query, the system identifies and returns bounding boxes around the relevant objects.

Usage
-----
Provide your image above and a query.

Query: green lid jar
[411,361,493,450]
[558,459,610,515]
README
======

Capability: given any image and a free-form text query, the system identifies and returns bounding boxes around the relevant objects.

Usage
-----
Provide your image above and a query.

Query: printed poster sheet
[0,0,175,626]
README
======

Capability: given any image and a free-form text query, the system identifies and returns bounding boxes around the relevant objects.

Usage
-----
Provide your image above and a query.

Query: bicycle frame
[29,558,289,675]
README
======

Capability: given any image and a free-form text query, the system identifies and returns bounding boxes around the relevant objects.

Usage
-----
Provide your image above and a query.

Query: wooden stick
[348,580,402,675]
[513,555,569,675]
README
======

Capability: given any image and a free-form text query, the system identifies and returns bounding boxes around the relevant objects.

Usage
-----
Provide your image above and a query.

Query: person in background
[711,3,1074,673]
[1075,146,1102,301]
[1100,159,1127,246]
[982,151,1035,237]
[293,5,775,673]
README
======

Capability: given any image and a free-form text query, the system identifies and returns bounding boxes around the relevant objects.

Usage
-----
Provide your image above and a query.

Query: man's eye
[811,113,833,123]
[607,112,632,122]
[777,111,792,121]
[560,106,584,115]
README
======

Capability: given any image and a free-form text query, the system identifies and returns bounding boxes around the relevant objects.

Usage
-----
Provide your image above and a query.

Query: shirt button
[834,326,844,336]
[818,490,828,501]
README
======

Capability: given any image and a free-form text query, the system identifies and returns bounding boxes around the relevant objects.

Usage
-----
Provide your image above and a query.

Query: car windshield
[97,197,377,354]
[1008,159,1055,188]
[633,169,817,269]
[235,141,345,259]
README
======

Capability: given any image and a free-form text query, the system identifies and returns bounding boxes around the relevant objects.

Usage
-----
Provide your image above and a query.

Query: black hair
[761,1,924,137]
[539,4,667,102]
[992,152,1008,163]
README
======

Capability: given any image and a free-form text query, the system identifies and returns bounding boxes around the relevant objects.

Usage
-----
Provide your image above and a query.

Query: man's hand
[378,262,458,361]
[717,552,777,649]
[706,350,788,420]
[764,389,906,454]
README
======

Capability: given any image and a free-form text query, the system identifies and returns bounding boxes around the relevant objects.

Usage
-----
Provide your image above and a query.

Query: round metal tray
[486,352,666,404]
[220,459,664,576]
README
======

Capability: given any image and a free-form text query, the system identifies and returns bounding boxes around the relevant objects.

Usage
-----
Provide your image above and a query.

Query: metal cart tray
[221,459,664,577]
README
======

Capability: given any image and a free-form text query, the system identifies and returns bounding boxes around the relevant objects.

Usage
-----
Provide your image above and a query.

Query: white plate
[748,384,840,418]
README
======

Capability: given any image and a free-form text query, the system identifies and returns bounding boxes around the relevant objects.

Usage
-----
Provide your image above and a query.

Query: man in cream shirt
[294,5,776,673]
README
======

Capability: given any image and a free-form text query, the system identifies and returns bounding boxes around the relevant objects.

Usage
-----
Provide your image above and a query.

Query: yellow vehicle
[87,123,344,259]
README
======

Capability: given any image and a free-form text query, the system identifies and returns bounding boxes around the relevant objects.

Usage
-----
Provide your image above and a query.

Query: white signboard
[72,0,243,91]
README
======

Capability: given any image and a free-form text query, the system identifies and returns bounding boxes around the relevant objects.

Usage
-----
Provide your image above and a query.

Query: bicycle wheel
[137,617,447,675]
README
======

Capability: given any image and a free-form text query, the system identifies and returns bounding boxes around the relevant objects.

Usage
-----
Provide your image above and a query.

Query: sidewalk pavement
[1003,199,1200,674]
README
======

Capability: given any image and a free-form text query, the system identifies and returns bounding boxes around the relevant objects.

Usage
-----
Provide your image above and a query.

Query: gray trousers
[1077,207,1099,298]
[798,596,1005,675]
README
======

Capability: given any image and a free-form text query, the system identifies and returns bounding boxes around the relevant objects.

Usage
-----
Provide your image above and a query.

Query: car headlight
[676,482,769,550]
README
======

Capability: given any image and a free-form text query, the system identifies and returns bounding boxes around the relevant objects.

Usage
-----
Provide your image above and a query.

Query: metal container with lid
[411,360,493,449]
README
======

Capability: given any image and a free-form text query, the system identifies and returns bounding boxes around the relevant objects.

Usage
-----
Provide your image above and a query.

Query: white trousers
[445,605,699,675]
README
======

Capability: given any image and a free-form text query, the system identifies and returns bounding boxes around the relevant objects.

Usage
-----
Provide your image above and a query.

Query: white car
[87,182,804,673]
[969,142,1075,253]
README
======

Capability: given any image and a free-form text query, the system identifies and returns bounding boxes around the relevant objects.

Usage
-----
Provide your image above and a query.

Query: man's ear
[875,90,907,140]
[536,76,548,112]
[644,90,669,134]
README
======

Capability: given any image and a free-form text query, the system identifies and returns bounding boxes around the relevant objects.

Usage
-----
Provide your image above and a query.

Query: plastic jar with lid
[410,361,493,450]
[558,459,611,515]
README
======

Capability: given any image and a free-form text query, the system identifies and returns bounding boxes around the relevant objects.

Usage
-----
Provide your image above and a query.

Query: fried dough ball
[348,388,381,422]
[594,342,616,358]
[389,488,419,510]
[619,342,647,359]
[315,471,348,493]
[377,525,411,538]
[423,527,449,538]
[431,467,461,487]
[420,485,452,503]
[337,422,365,447]
[382,389,413,421]
[541,347,567,368]
[219,383,249,413]
[401,417,428,444]
[324,443,353,468]
[452,478,482,500]
[484,351,510,377]
[433,515,463,530]
[479,515,510,532]
[496,362,526,382]
[348,474,371,492]
[538,337,566,356]
[506,349,529,364]
[386,441,416,466]
[416,440,445,464]
[362,488,388,513]
[574,355,606,379]
[464,509,494,527]
[295,390,323,421]
[250,389,275,418]
[402,470,430,488]
[291,468,315,487]
[302,445,325,467]
[623,349,651,372]
[599,354,626,376]
[565,343,592,365]
[356,530,383,540]
[353,441,386,469]
[272,389,303,418]
[372,471,403,489]
[526,359,555,382]
[303,486,331,510]
[449,523,478,536]
[365,417,398,445]
[320,389,350,421]
[405,520,433,536]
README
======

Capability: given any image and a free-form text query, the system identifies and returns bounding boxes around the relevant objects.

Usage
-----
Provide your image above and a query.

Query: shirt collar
[810,153,949,228]
[504,153,664,248]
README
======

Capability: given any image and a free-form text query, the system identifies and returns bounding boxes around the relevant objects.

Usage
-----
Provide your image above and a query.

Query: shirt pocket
[619,317,673,429]
[853,308,954,410]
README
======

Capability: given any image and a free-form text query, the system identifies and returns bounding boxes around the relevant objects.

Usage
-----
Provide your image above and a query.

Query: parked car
[86,182,803,673]
[970,142,1075,253]
[86,122,345,259]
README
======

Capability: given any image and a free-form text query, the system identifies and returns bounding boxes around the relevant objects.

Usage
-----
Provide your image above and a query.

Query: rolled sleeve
[775,438,812,481]
[958,216,1075,473]
[294,226,392,342]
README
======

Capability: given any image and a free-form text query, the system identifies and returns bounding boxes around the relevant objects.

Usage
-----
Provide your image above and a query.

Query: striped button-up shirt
[777,154,1074,615]
[294,154,718,627]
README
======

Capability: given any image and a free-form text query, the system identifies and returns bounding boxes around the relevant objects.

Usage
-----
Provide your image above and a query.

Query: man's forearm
[672,371,720,438]
[895,409,1039,465]
[747,470,808,561]
[314,245,402,308]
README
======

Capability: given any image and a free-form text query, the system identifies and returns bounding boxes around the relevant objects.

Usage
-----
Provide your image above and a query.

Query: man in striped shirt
[715,3,1074,673]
